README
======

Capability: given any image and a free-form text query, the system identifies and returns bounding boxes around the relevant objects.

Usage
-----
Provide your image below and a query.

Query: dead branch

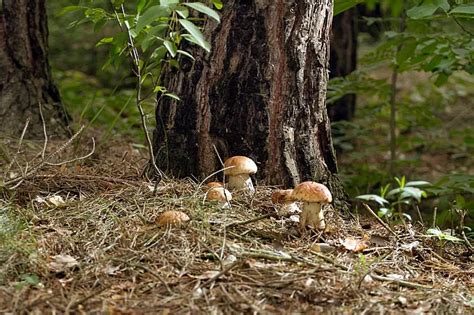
[362,203,398,238]
[2,125,95,189]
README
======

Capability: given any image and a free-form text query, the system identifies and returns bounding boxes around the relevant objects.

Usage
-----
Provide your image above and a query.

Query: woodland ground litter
[0,140,472,314]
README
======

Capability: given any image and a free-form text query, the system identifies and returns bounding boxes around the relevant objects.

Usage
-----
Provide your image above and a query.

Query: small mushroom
[157,210,190,227]
[206,181,224,188]
[290,181,332,230]
[205,187,232,208]
[224,156,257,192]
[271,189,300,214]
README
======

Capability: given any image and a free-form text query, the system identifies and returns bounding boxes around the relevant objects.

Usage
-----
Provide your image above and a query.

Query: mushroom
[157,210,190,227]
[271,189,300,214]
[206,181,224,189]
[224,156,257,192]
[205,187,232,208]
[290,181,332,230]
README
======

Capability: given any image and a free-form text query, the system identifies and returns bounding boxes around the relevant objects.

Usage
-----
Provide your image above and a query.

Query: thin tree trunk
[328,8,358,122]
[0,0,70,139]
[153,0,346,204]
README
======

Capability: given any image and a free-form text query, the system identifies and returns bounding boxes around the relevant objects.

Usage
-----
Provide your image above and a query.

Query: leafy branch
[60,0,222,182]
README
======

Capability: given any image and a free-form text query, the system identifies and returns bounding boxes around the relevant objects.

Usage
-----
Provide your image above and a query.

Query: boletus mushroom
[157,210,190,227]
[290,181,332,230]
[223,156,257,192]
[205,187,233,208]
[206,181,224,189]
[271,189,300,214]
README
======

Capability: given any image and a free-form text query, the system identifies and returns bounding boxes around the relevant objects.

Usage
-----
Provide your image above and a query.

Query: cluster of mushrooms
[157,155,333,231]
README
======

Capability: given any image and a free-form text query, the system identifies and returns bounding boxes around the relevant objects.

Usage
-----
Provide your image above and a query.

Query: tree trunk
[328,8,357,122]
[0,0,70,139]
[153,0,346,203]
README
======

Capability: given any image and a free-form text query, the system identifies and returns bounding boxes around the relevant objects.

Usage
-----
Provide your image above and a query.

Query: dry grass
[0,145,472,314]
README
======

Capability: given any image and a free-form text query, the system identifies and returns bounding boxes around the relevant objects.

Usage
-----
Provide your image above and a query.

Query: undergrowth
[0,147,472,313]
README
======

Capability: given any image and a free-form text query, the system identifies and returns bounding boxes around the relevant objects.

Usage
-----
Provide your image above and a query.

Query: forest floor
[0,139,472,314]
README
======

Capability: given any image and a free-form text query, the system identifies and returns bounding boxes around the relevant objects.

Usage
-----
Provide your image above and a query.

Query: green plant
[62,0,221,179]
[427,174,474,226]
[426,227,462,243]
[332,0,474,175]
[357,176,431,222]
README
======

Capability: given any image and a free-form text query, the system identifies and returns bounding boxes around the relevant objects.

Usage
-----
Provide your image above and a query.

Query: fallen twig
[4,118,30,178]
[199,260,242,288]
[362,203,398,238]
[3,125,92,189]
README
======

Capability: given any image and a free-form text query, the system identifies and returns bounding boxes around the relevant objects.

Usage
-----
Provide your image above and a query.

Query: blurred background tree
[0,0,70,138]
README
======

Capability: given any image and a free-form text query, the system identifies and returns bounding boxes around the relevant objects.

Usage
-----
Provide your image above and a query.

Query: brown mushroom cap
[157,210,190,227]
[206,187,232,202]
[206,181,224,188]
[224,156,257,176]
[291,182,332,203]
[271,189,294,204]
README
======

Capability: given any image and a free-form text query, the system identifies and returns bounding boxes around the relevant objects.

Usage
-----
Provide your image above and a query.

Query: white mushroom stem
[221,201,231,209]
[227,174,255,193]
[281,202,300,214]
[299,202,325,230]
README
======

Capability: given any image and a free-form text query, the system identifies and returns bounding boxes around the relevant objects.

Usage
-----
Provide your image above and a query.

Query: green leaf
[455,194,466,208]
[57,6,85,17]
[137,0,147,13]
[212,0,223,10]
[84,8,108,23]
[176,6,189,19]
[450,4,474,16]
[22,274,40,286]
[424,55,443,71]
[407,4,439,19]
[177,49,195,60]
[427,228,462,242]
[160,0,179,8]
[406,181,432,187]
[395,176,406,188]
[96,37,114,47]
[396,41,417,65]
[400,187,426,202]
[141,24,168,51]
[402,213,412,221]
[136,5,170,33]
[184,2,221,23]
[179,19,211,52]
[150,46,167,62]
[387,187,403,198]
[163,40,177,57]
[94,19,108,33]
[427,228,442,237]
[434,0,450,12]
[164,93,180,100]
[356,194,389,206]
[442,234,463,242]
[378,207,391,218]
[334,0,363,16]
[153,85,167,93]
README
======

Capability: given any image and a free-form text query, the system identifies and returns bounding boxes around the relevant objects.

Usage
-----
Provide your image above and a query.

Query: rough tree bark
[153,0,346,204]
[328,8,357,122]
[0,0,70,138]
